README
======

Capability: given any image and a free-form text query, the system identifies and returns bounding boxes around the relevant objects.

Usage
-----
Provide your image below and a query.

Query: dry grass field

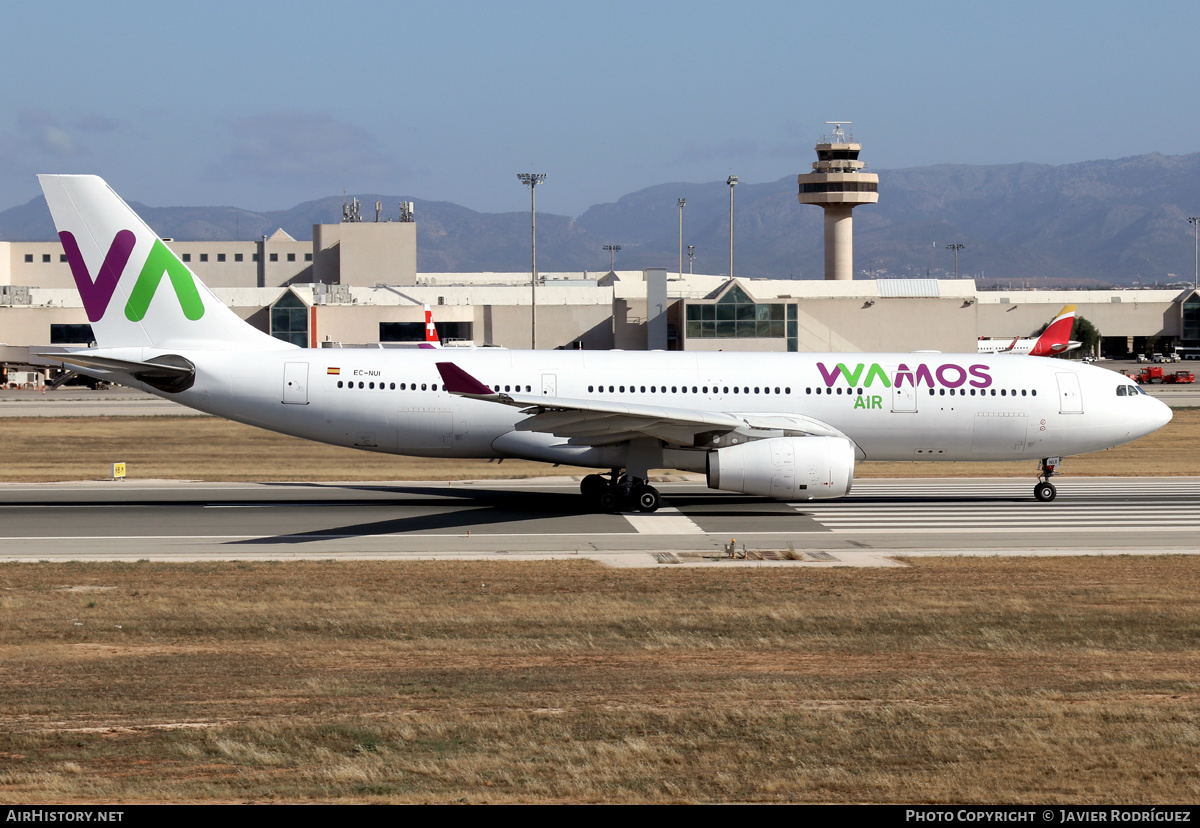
[4,407,1198,482]
[2,557,1200,803]
[2,411,1197,803]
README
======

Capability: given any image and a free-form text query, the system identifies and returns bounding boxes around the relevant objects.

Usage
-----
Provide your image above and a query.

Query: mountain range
[4,152,1199,286]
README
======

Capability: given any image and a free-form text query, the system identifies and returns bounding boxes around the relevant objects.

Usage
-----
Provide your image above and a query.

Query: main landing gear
[581,470,661,513]
[1034,457,1060,502]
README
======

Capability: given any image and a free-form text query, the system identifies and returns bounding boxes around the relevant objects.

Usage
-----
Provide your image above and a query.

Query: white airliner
[977,305,1083,356]
[38,175,1171,510]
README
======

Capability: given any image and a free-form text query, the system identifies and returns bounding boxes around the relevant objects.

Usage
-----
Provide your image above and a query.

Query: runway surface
[1,476,1196,567]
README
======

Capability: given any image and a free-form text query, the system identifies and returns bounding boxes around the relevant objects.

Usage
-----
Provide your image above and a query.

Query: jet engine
[706,436,855,500]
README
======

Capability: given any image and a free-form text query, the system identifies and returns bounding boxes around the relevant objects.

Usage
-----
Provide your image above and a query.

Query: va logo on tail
[60,230,206,323]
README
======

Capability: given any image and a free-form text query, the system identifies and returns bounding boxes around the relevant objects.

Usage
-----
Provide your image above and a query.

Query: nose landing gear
[1034,457,1060,502]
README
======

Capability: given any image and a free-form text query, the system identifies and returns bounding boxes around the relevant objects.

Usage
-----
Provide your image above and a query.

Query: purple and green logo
[60,230,205,323]
[817,361,993,389]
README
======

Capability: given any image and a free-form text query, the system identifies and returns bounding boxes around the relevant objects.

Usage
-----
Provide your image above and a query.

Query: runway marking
[623,506,705,535]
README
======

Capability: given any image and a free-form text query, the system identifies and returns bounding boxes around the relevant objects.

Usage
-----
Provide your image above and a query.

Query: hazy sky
[3,0,1197,216]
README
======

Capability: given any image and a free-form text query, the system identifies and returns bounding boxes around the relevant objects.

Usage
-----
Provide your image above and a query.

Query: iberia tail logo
[60,229,206,323]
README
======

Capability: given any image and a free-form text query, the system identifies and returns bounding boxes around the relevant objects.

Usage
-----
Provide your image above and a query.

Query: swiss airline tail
[424,304,441,347]
[38,174,289,352]
[1029,305,1078,356]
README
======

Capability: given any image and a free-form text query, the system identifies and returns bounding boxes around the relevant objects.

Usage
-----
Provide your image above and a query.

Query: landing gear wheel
[634,484,661,513]
[580,474,607,498]
[597,490,620,512]
[1034,482,1057,502]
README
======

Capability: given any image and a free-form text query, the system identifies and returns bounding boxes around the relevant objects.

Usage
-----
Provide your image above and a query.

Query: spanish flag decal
[327,367,340,375]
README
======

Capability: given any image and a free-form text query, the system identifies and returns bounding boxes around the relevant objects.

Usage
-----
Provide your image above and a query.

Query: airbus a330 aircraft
[977,305,1082,356]
[38,175,1171,511]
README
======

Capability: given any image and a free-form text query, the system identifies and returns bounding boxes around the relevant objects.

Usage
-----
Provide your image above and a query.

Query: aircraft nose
[1152,396,1174,430]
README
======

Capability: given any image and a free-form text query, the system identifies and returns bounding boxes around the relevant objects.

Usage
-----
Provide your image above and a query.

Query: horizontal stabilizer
[38,351,195,393]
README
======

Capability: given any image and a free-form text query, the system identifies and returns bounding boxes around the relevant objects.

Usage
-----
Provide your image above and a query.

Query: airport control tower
[797,122,878,280]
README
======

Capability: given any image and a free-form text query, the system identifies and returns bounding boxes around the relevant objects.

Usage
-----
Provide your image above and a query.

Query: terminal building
[1,160,1199,382]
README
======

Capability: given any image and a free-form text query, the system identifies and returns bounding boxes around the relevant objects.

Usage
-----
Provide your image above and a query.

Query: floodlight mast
[603,243,622,272]
[726,176,738,279]
[678,198,686,279]
[1189,217,1200,291]
[517,173,547,348]
[946,243,965,279]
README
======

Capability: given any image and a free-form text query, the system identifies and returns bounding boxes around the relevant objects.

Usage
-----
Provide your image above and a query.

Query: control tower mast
[796,122,879,280]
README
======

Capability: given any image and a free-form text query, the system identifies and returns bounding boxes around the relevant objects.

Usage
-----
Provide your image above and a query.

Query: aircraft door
[541,373,557,397]
[1055,372,1083,414]
[282,362,309,405]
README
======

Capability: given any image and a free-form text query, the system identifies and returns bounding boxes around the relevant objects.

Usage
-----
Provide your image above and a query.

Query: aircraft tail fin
[1029,305,1078,356]
[424,304,441,346]
[38,174,292,352]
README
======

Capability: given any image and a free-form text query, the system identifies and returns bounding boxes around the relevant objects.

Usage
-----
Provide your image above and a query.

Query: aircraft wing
[436,361,850,448]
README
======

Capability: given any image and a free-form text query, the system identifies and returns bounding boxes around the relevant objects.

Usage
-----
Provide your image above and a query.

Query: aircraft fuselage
[136,347,1169,467]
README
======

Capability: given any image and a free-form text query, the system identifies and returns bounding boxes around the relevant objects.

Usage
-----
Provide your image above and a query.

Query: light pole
[517,173,546,348]
[946,243,965,279]
[677,198,686,280]
[726,175,738,279]
[1189,217,1200,291]
[688,245,695,275]
[603,243,621,272]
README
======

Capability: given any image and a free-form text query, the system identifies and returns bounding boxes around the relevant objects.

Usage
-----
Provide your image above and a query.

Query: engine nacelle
[706,436,855,500]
